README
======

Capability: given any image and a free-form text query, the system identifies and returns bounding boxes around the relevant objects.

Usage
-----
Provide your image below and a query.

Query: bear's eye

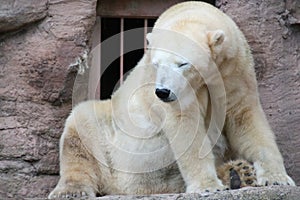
[178,63,188,68]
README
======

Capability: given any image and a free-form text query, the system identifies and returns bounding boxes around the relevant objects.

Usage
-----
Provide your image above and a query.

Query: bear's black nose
[155,88,171,100]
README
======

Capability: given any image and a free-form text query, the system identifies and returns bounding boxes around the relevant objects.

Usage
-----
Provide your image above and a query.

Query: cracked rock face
[0,0,97,198]
[0,0,299,199]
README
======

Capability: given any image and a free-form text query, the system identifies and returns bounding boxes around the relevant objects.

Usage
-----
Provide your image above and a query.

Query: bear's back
[154,2,233,31]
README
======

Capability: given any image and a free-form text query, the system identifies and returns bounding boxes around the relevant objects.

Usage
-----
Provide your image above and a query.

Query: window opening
[92,0,215,100]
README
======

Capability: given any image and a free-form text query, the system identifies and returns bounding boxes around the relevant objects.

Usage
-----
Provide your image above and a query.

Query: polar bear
[49,1,295,198]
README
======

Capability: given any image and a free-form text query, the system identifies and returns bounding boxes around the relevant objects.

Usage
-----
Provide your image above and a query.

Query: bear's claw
[186,181,227,194]
[48,184,96,199]
[257,173,295,186]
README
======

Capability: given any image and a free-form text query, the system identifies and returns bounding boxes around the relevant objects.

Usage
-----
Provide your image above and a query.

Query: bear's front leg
[164,115,226,193]
[48,101,110,199]
[48,125,100,199]
[226,103,295,186]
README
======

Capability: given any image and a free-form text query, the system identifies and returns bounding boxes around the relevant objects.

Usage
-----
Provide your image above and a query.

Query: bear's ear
[146,33,152,45]
[207,30,225,47]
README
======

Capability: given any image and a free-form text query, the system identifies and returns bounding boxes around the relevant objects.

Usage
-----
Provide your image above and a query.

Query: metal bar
[144,18,148,52]
[120,18,124,85]
[97,17,101,99]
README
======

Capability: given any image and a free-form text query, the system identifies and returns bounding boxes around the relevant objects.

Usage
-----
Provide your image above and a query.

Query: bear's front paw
[254,162,295,186]
[48,184,96,199]
[186,181,228,194]
[256,172,295,186]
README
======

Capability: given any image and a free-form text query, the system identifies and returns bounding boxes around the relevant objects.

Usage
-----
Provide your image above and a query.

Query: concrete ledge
[97,186,300,200]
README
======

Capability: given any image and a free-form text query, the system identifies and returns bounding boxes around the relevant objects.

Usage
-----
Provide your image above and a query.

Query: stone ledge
[97,186,300,200]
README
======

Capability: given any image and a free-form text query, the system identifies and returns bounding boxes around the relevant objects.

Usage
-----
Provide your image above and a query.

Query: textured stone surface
[0,0,48,33]
[0,0,97,198]
[0,0,299,199]
[286,0,300,24]
[97,186,300,200]
[216,0,300,186]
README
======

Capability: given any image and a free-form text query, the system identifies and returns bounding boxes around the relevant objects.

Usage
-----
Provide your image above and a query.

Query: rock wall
[0,0,299,199]
[0,0,96,198]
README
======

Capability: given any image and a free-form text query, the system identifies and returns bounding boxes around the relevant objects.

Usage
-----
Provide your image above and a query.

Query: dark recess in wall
[100,18,156,100]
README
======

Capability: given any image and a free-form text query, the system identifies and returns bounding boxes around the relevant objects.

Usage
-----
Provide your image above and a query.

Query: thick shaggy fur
[49,1,295,198]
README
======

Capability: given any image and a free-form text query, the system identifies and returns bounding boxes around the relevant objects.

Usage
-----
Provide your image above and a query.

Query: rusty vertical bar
[97,17,101,99]
[120,18,124,85]
[144,18,148,52]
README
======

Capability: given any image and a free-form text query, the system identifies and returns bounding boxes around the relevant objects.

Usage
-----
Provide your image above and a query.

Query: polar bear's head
[147,29,225,108]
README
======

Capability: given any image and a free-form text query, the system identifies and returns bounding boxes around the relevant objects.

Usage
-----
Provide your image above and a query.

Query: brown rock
[0,0,97,198]
[0,0,48,33]
[286,0,300,24]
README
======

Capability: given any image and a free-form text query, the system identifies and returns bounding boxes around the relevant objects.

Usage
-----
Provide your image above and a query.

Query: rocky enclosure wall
[0,0,97,198]
[0,0,299,199]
